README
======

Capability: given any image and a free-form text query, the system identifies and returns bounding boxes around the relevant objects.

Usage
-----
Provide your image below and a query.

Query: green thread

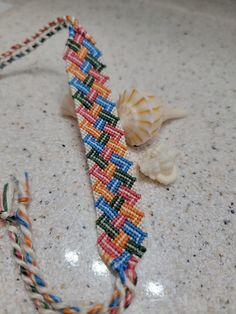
[110,194,125,211]
[96,214,119,239]
[87,149,108,169]
[83,74,95,87]
[99,110,119,127]
[114,169,136,188]
[66,38,80,52]
[2,183,8,212]
[98,133,110,145]
[125,240,146,258]
[73,91,93,109]
[85,54,106,72]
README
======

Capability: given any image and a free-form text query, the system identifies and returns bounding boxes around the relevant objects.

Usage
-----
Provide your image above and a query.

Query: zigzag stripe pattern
[0,16,147,314]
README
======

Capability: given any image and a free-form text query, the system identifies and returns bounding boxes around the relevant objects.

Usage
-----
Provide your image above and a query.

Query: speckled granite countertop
[0,0,235,313]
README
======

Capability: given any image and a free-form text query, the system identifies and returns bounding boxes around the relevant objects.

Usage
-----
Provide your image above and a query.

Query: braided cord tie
[0,16,147,314]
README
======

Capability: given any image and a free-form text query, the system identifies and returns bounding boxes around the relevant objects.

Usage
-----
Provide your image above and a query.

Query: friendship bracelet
[0,16,147,314]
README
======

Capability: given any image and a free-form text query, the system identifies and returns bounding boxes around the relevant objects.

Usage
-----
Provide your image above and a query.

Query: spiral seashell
[138,143,178,185]
[60,91,77,118]
[61,88,187,147]
[117,89,187,146]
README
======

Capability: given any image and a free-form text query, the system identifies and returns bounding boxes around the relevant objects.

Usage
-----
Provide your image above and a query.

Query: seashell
[117,89,187,146]
[60,91,77,118]
[138,143,178,185]
[61,88,187,147]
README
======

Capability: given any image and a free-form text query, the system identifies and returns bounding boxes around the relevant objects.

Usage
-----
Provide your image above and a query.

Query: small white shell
[117,89,187,146]
[138,143,178,185]
[60,91,77,118]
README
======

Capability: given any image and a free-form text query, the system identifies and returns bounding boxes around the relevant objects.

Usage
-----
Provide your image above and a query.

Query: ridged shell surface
[117,89,164,146]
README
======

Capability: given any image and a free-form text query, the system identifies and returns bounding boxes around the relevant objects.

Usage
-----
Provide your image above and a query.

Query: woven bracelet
[0,16,147,314]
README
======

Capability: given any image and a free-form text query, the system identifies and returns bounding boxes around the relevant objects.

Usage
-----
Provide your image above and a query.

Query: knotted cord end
[0,173,30,222]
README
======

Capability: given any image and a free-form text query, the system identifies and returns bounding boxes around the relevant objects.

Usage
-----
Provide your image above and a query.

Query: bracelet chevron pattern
[0,16,147,314]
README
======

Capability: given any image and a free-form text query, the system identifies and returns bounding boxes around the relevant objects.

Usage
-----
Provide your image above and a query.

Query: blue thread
[69,78,90,94]
[112,251,130,269]
[122,220,148,244]
[109,295,120,308]
[107,178,121,193]
[96,197,117,220]
[83,134,104,153]
[82,38,101,58]
[34,275,46,287]
[49,294,62,303]
[110,153,133,172]
[111,251,130,284]
[80,60,92,73]
[15,210,30,229]
[69,25,76,38]
[95,95,115,112]
[24,171,29,180]
[93,117,106,130]
[118,268,126,284]
[25,252,32,264]
[70,307,81,312]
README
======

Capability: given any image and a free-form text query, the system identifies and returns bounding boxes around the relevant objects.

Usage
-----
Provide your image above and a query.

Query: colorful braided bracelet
[0,16,147,314]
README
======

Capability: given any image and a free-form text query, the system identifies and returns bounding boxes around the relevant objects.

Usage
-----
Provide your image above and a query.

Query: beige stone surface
[0,0,235,313]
